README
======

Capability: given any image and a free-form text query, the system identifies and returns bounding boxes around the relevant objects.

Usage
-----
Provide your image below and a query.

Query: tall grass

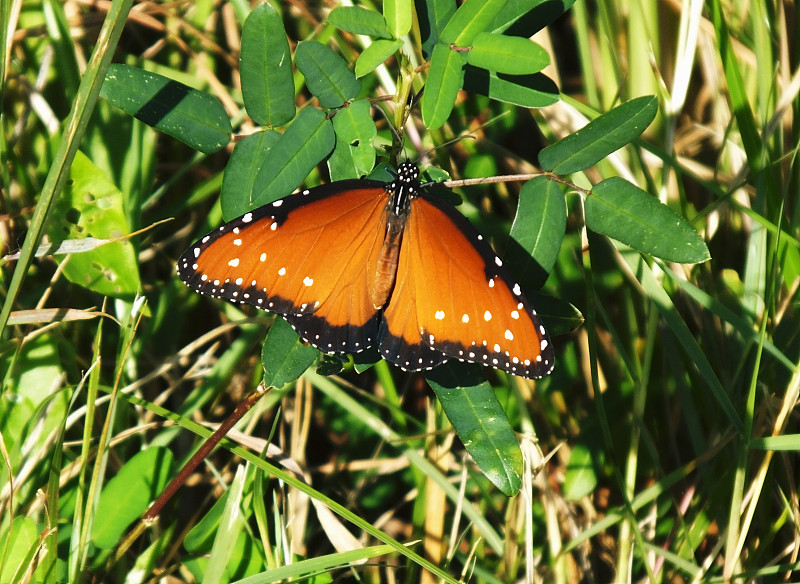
[1,0,798,582]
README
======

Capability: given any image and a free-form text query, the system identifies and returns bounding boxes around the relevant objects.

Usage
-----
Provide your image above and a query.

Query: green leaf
[418,0,458,55]
[586,178,710,264]
[563,440,599,500]
[221,130,280,220]
[422,43,465,130]
[0,517,38,584]
[240,545,396,583]
[384,0,412,37]
[507,176,566,290]
[101,64,231,153]
[539,95,658,174]
[261,318,320,388]
[295,41,362,108]
[329,100,377,180]
[467,33,549,75]
[92,447,174,549]
[240,2,295,127]
[526,292,584,337]
[750,434,800,451]
[440,0,509,45]
[488,0,577,36]
[427,364,522,496]
[184,490,229,554]
[252,107,336,207]
[328,5,392,38]
[47,151,140,297]
[328,138,360,183]
[463,66,559,107]
[204,466,247,583]
[356,39,404,77]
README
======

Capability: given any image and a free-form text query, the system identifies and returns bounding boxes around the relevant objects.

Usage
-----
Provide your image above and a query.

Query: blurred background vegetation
[1,0,798,582]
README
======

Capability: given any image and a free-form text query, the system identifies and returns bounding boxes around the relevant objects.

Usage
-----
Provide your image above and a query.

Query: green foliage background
[1,0,798,582]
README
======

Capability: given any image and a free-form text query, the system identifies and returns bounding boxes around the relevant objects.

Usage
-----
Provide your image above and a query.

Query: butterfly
[177,162,554,379]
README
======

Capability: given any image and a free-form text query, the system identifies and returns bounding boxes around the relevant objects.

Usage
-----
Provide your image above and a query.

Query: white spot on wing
[484,310,492,321]
[233,238,242,246]
[242,212,253,223]
[462,314,469,323]
[260,252,267,262]
[435,310,445,320]
[228,258,239,267]
[303,276,314,286]
[278,267,286,276]
[505,329,514,341]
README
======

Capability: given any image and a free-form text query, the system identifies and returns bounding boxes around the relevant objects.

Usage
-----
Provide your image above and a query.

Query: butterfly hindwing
[178,180,391,353]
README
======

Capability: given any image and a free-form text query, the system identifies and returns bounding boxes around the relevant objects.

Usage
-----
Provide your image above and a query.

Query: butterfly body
[178,162,554,379]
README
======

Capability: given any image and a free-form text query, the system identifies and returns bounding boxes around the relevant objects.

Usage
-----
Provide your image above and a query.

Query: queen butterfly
[178,162,554,379]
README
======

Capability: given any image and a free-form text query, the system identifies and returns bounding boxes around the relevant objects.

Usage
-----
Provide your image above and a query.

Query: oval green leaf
[467,33,549,75]
[422,43,465,130]
[440,0,509,45]
[221,130,280,220]
[252,107,336,206]
[539,95,658,174]
[47,151,140,297]
[329,99,377,180]
[101,64,231,153]
[295,41,362,109]
[507,176,566,290]
[384,0,412,38]
[586,177,710,263]
[328,5,392,38]
[261,317,320,388]
[426,364,522,496]
[463,65,559,107]
[356,38,404,77]
[240,2,295,127]
[92,447,174,549]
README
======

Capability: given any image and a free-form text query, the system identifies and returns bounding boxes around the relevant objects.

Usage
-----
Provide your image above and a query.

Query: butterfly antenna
[414,133,477,168]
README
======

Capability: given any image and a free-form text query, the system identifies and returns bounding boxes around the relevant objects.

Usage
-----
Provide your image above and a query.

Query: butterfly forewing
[178,181,391,353]
[381,194,554,379]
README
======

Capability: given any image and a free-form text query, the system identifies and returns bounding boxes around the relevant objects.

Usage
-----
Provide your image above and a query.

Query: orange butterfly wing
[178,181,391,353]
[179,163,555,379]
[380,194,554,379]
